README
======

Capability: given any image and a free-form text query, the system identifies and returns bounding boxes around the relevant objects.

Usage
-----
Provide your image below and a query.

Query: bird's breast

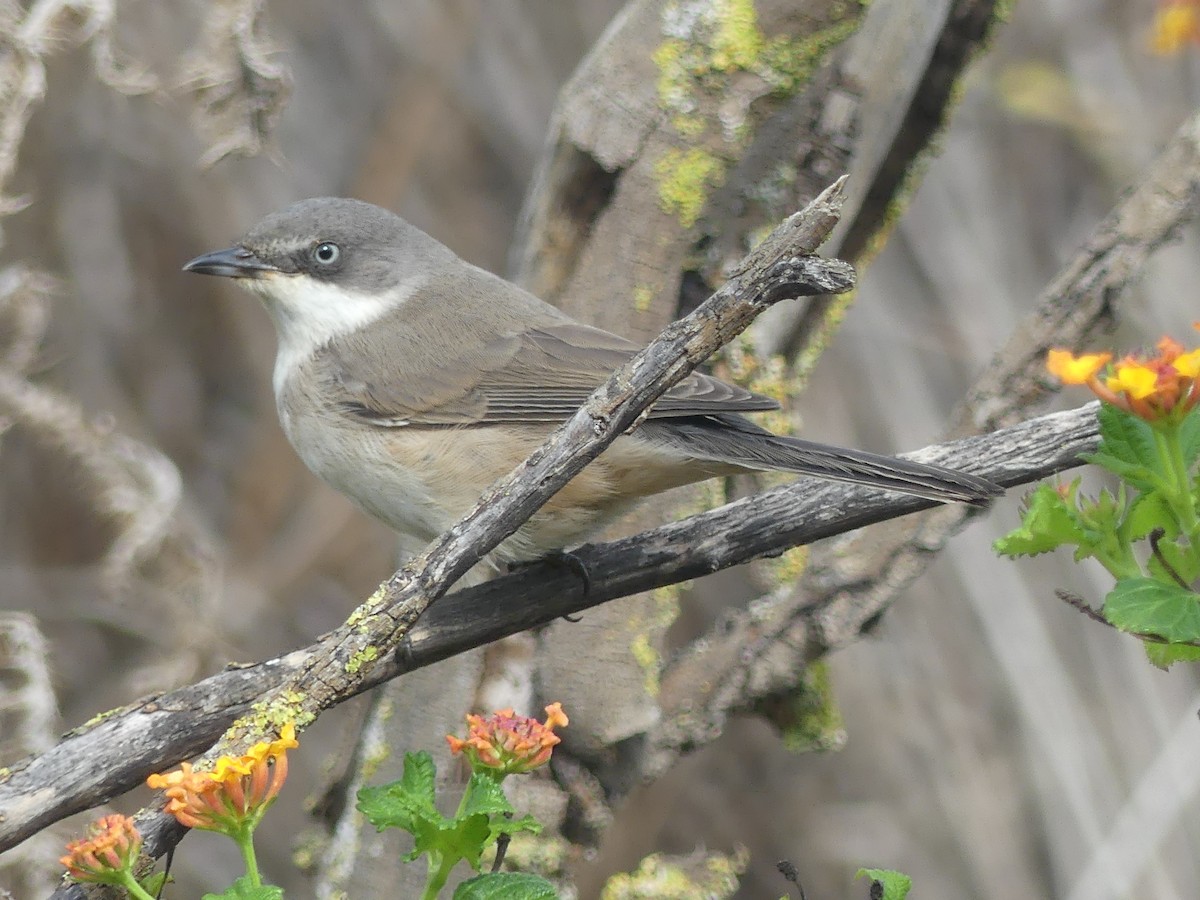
[273,380,728,562]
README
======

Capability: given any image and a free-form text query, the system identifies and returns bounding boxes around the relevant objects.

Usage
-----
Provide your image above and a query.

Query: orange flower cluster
[60,813,141,884]
[447,703,568,775]
[1048,337,1200,423]
[1151,0,1200,53]
[146,724,298,832]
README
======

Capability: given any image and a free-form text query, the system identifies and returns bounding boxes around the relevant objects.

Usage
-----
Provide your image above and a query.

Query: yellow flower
[1106,363,1158,400]
[1050,336,1200,424]
[1173,348,1200,378]
[61,814,141,885]
[147,724,298,833]
[447,703,569,775]
[1046,338,1200,422]
[1047,349,1111,384]
[1151,2,1200,54]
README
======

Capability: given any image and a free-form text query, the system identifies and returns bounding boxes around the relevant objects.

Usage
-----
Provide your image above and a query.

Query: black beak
[183,246,279,279]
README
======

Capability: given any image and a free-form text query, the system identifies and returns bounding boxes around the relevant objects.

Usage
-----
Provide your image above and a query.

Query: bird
[183,197,1001,569]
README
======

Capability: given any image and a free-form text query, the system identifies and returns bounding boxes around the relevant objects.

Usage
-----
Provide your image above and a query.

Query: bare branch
[0,613,59,758]
[0,262,207,595]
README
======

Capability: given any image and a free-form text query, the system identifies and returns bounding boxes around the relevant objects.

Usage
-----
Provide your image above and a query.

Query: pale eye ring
[312,241,341,266]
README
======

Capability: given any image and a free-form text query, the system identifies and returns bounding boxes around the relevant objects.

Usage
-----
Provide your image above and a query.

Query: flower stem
[1158,428,1200,538]
[421,852,457,900]
[236,829,262,887]
[117,871,158,900]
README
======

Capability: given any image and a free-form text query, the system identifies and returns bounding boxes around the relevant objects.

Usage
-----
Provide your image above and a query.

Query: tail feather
[641,418,1003,505]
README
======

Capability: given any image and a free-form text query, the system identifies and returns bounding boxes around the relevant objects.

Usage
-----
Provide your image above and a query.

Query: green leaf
[1079,486,1125,535]
[460,773,515,819]
[1093,404,1160,489]
[140,872,169,895]
[357,751,441,834]
[406,814,455,863]
[202,876,285,900]
[1125,491,1179,542]
[1144,642,1200,669]
[994,484,1087,557]
[434,813,493,871]
[855,868,912,900]
[1084,451,1157,491]
[1104,577,1200,641]
[1178,408,1200,469]
[453,872,559,900]
[490,814,542,841]
[1146,536,1200,586]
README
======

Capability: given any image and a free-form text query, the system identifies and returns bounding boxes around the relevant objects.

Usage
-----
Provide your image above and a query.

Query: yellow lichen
[716,333,800,437]
[630,633,662,697]
[775,661,847,753]
[233,692,314,741]
[711,0,765,71]
[602,847,748,899]
[654,1,863,121]
[651,3,864,224]
[764,545,809,586]
[632,284,655,313]
[345,645,379,674]
[627,586,682,697]
[485,831,572,880]
[670,113,707,137]
[654,147,726,228]
[346,582,389,630]
[78,705,128,730]
[355,695,394,782]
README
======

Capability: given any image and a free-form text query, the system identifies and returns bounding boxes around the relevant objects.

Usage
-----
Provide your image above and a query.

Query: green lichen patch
[651,1,863,229]
[233,691,314,740]
[654,146,727,228]
[345,645,379,674]
[761,660,847,753]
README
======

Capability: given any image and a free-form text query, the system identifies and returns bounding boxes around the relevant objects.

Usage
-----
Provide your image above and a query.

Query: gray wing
[318,319,778,427]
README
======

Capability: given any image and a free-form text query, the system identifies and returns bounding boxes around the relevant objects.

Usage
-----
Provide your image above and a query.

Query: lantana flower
[61,814,142,887]
[1151,0,1200,54]
[146,724,298,834]
[447,703,569,775]
[1048,337,1200,424]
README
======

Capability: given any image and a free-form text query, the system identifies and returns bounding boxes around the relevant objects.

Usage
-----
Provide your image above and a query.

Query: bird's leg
[507,548,592,617]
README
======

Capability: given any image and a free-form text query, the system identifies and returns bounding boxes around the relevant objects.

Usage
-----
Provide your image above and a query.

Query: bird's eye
[312,242,341,267]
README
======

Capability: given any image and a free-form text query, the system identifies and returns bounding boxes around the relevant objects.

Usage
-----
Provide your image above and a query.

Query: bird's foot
[507,548,591,620]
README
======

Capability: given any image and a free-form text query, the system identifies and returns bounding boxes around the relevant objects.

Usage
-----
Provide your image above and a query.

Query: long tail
[643,417,1003,505]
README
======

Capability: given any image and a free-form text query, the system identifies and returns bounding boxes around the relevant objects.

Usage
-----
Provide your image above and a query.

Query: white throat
[245,274,410,398]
